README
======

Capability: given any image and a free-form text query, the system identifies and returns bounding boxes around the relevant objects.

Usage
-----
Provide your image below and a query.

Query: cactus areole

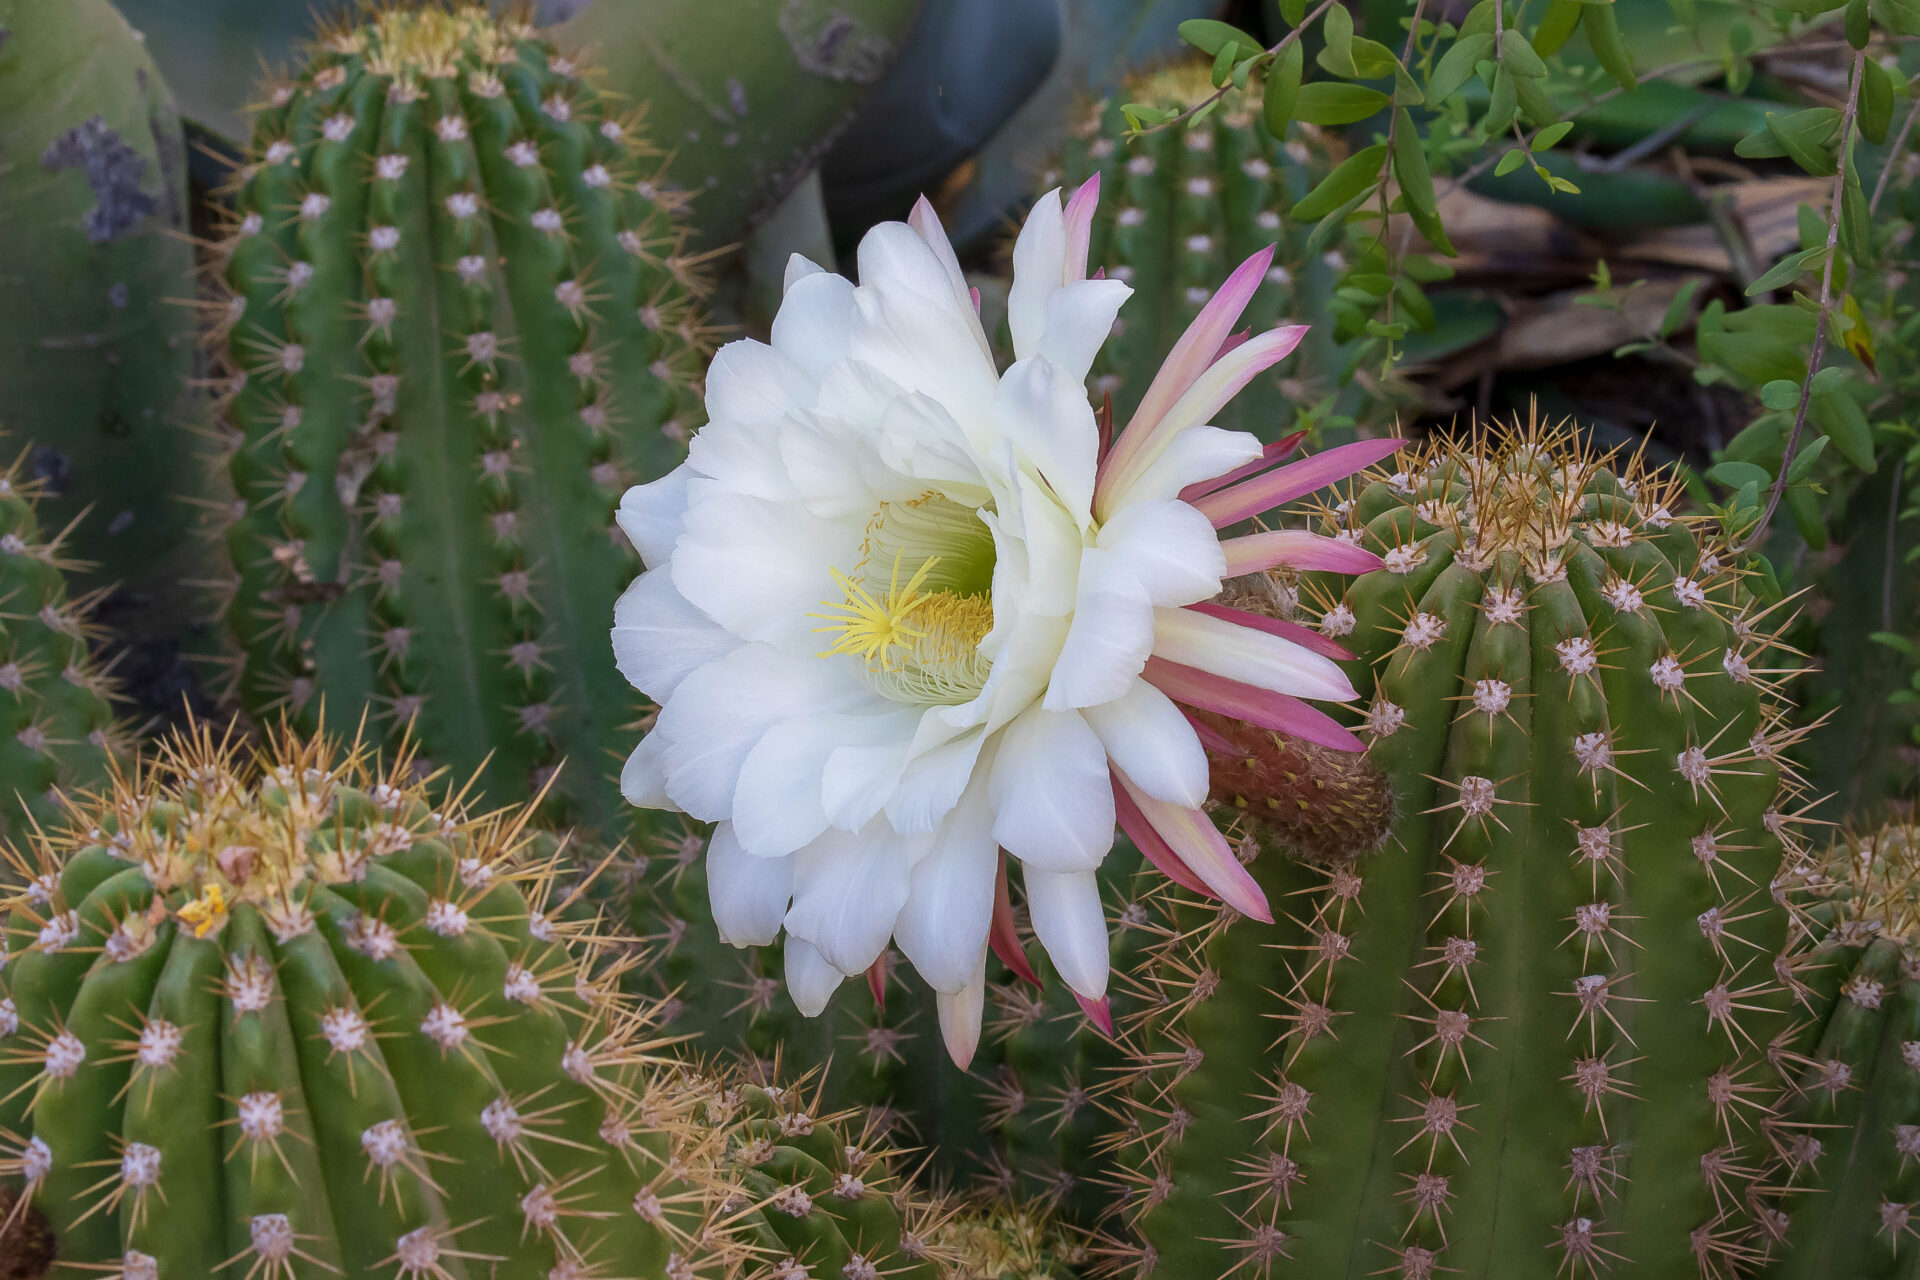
[214,5,707,832]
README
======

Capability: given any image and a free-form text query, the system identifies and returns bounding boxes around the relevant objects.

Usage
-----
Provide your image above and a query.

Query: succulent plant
[935,1196,1086,1280]
[0,725,737,1277]
[1094,415,1816,1279]
[0,445,120,850]
[0,0,200,621]
[1757,817,1920,1277]
[1045,67,1402,447]
[210,4,709,830]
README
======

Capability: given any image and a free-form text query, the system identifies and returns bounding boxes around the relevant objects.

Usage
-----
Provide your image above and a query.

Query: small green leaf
[1511,71,1559,127]
[1764,108,1842,176]
[1279,0,1307,24]
[1533,0,1583,56]
[1785,434,1829,482]
[1709,460,1773,490]
[1733,127,1787,160]
[1263,41,1305,137]
[1294,82,1392,126]
[1531,121,1575,151]
[1495,147,1529,177]
[1484,67,1519,134]
[1581,4,1636,91]
[1862,58,1895,145]
[1840,152,1873,266]
[1845,0,1871,48]
[1427,32,1495,104]
[1499,29,1548,77]
[1293,143,1389,220]
[1871,631,1920,659]
[1811,384,1876,470]
[1745,246,1825,297]
[1658,277,1704,336]
[1391,108,1456,256]
[1759,379,1803,410]
[1179,18,1266,57]
[1212,42,1239,88]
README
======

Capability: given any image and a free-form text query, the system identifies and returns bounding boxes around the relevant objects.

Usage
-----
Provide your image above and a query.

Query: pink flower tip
[1076,993,1116,1036]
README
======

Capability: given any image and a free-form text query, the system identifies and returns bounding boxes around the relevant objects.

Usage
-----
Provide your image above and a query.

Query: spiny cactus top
[0,444,119,848]
[614,178,1400,1064]
[213,4,708,832]
[1098,416,1816,1280]
[0,726,729,1279]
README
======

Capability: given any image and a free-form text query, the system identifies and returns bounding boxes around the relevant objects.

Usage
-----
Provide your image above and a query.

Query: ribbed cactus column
[0,727,724,1277]
[1047,68,1383,444]
[1760,818,1920,1277]
[213,5,706,829]
[0,445,119,849]
[1100,417,1811,1279]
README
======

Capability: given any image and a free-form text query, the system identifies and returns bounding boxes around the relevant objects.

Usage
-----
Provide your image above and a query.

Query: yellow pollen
[811,551,940,670]
[177,882,228,939]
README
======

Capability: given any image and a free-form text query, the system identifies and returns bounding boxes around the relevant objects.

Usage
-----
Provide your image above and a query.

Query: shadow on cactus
[1092,412,1821,1279]
[205,3,713,832]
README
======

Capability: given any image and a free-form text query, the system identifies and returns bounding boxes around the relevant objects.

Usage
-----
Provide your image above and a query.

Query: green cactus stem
[212,4,709,831]
[0,0,201,625]
[1096,413,1814,1280]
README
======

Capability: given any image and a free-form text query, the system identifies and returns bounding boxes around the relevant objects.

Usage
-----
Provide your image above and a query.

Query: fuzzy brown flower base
[0,1184,55,1280]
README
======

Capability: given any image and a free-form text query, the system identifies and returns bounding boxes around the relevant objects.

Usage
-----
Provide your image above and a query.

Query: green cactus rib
[213,6,706,831]
[1049,70,1392,447]
[0,0,200,620]
[1756,819,1920,1277]
[0,448,119,853]
[1097,417,1813,1280]
[0,728,740,1278]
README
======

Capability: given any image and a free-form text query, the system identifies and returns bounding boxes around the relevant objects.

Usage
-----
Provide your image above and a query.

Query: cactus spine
[1048,69,1393,446]
[212,5,707,829]
[1097,416,1812,1279]
[0,0,200,618]
[0,446,119,849]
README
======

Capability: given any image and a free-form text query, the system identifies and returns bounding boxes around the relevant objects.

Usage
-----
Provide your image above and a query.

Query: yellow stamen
[811,550,940,670]
[177,882,228,939]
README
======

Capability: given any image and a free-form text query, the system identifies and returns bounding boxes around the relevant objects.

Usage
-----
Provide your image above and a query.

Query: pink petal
[1100,247,1276,479]
[1145,657,1366,752]
[970,285,981,315]
[1213,326,1252,363]
[1185,601,1356,662]
[1115,771,1272,922]
[1194,438,1406,529]
[1181,708,1241,756]
[1076,993,1115,1036]
[1112,774,1212,896]
[1062,173,1101,283]
[1220,530,1385,577]
[1179,430,1308,503]
[866,954,889,1013]
[991,852,1042,988]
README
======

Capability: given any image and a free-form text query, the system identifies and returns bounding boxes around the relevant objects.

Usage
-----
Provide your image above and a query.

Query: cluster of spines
[1089,415,1816,1280]
[203,4,711,829]
[1046,70,1375,444]
[0,445,120,847]
[0,725,732,1278]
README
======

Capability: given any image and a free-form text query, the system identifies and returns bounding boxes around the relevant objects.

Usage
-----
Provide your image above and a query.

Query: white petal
[850,280,1001,451]
[784,253,825,289]
[1097,499,1227,607]
[1024,867,1109,1000]
[612,566,739,701]
[707,822,792,946]
[989,704,1115,872]
[997,356,1098,523]
[819,709,923,831]
[886,726,988,833]
[655,645,874,820]
[784,823,924,975]
[936,962,987,1068]
[732,716,842,858]
[1151,607,1359,703]
[1107,427,1264,512]
[616,467,691,567]
[1007,190,1066,360]
[1037,278,1132,384]
[1012,473,1084,619]
[892,773,996,993]
[771,269,855,378]
[779,410,922,520]
[1043,548,1153,710]
[619,733,677,808]
[1082,679,1208,808]
[705,338,815,437]
[908,196,977,320]
[784,937,845,1016]
[672,492,863,653]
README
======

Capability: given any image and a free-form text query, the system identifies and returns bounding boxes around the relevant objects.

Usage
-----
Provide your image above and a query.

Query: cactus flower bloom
[613,179,1399,1064]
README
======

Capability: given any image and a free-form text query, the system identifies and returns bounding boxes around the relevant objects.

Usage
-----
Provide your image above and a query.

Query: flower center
[812,493,997,706]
